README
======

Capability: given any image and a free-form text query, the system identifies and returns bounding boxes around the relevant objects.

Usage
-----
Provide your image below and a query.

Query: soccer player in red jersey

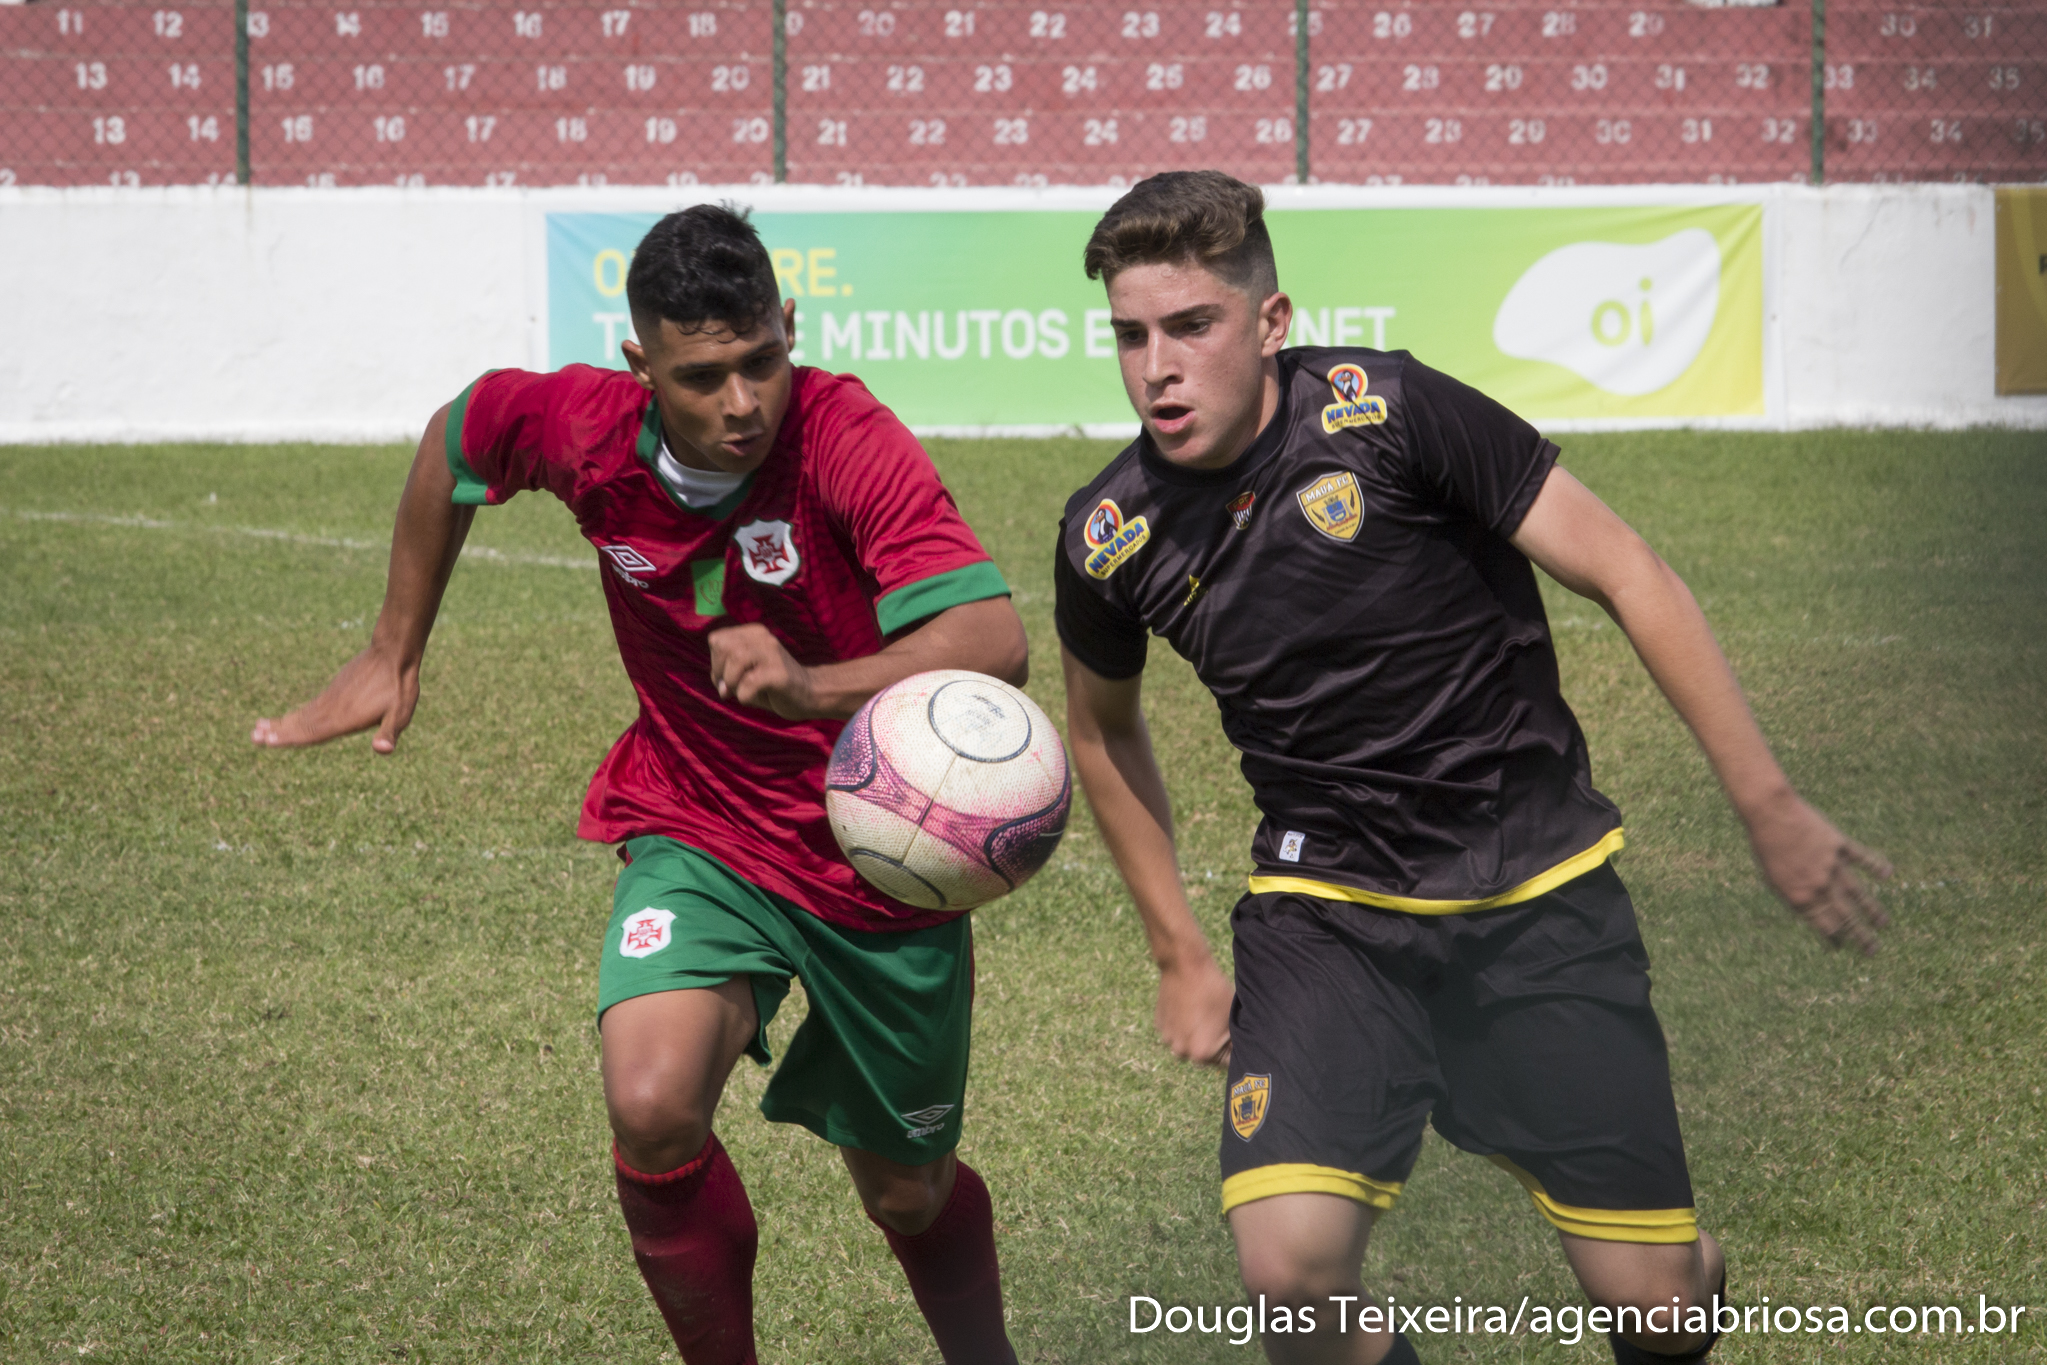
[1056,173,1892,1365]
[252,205,1026,1365]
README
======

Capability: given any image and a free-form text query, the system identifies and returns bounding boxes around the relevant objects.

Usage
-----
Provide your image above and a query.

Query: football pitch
[2,428,2043,1363]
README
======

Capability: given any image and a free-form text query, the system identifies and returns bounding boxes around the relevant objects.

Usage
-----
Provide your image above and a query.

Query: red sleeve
[447,366,636,507]
[803,371,1011,635]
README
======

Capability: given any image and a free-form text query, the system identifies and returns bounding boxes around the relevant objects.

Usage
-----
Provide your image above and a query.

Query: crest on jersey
[1321,363,1389,434]
[618,908,676,959]
[1229,1074,1271,1141]
[736,519,800,586]
[1083,498,1151,580]
[1227,491,1257,531]
[1296,472,1364,543]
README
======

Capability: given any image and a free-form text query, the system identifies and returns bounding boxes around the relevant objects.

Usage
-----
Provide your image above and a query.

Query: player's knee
[859,1171,949,1235]
[605,1082,713,1172]
[1234,1235,1355,1308]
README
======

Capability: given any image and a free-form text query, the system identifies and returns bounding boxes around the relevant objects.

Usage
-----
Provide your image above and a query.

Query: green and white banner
[547,201,1762,426]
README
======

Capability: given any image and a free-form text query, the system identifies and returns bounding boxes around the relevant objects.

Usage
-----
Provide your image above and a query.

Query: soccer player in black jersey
[1055,171,1892,1365]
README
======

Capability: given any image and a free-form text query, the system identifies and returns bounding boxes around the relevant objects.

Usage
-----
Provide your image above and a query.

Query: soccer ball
[825,670,1071,912]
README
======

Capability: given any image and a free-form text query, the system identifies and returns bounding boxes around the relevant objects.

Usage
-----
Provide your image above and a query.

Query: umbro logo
[900,1103,956,1139]
[598,543,657,588]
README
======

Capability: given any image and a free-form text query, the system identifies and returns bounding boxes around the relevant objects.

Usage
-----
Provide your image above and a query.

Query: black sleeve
[1052,518,1149,680]
[1398,357,1560,537]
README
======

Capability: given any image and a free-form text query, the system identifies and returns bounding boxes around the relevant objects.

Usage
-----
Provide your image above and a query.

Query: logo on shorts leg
[618,907,676,958]
[1229,1075,1271,1141]
[901,1103,956,1139]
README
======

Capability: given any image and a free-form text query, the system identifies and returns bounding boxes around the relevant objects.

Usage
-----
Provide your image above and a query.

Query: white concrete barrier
[0,181,2037,442]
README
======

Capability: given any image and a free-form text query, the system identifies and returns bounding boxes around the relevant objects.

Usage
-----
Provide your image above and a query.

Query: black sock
[1607,1271,1728,1365]
[1380,1330,1422,1365]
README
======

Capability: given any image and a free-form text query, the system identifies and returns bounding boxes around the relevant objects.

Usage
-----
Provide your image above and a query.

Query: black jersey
[1054,348,1623,912]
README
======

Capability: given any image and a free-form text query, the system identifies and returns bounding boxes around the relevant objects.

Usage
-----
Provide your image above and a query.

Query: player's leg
[1426,863,1724,1364]
[1222,892,1436,1365]
[1559,1230,1726,1361]
[758,906,1017,1364]
[599,838,802,1365]
[840,1144,1017,1363]
[1229,1194,1415,1364]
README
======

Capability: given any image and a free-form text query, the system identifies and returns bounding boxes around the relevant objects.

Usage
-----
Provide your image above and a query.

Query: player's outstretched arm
[1062,646,1233,1066]
[707,595,1027,720]
[250,403,476,754]
[1509,466,1892,954]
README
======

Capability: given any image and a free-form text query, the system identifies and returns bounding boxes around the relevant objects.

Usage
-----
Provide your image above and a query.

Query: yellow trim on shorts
[1221,1164,1404,1215]
[1247,828,1626,915]
[1488,1155,1698,1245]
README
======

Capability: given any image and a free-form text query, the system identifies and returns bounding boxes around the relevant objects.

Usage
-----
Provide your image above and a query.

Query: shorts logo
[901,1103,956,1139]
[618,907,676,958]
[1229,1074,1271,1141]
[1279,830,1305,862]
[1296,472,1364,543]
[599,543,657,589]
[1320,364,1389,434]
[1227,491,1257,530]
[736,519,800,586]
[1082,498,1151,580]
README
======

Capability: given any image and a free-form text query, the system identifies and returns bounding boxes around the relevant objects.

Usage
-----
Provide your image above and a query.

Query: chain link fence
[2,0,2042,186]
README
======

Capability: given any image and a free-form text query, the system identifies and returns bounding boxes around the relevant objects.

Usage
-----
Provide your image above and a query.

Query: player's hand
[1746,791,1894,955]
[1156,953,1234,1068]
[708,623,818,719]
[251,645,417,754]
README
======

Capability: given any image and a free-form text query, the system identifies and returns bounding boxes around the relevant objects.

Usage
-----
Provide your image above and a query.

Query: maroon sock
[613,1134,759,1365]
[872,1160,1018,1365]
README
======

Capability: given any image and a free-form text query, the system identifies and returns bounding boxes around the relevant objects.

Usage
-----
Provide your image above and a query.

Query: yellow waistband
[1246,827,1625,915]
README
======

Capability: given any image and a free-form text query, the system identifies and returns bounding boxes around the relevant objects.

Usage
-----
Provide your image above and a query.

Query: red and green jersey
[447,363,1010,931]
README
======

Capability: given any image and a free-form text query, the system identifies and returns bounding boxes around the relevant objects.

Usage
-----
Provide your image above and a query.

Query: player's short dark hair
[1082,170,1279,298]
[627,203,782,340]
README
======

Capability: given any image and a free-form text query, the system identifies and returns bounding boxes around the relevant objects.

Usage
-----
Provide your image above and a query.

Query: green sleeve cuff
[875,560,1011,636]
[444,376,494,507]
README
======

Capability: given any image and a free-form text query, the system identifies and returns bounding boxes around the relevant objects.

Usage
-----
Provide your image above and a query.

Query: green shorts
[599,835,974,1166]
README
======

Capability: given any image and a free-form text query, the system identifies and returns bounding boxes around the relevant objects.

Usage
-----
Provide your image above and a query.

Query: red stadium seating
[2,0,2040,186]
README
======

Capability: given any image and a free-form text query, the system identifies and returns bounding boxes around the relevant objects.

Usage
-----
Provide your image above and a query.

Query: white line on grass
[4,506,594,571]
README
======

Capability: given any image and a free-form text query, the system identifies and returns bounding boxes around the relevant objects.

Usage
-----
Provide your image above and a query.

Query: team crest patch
[1082,497,1151,580]
[1296,471,1364,543]
[735,519,800,586]
[618,908,676,959]
[1320,363,1389,434]
[1229,1074,1271,1141]
[1227,491,1257,530]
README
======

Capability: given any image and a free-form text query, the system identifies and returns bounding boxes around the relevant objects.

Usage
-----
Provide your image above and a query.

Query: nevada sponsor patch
[1227,490,1257,530]
[618,907,676,959]
[735,518,800,586]
[1296,471,1364,543]
[1320,363,1389,434]
[1229,1074,1271,1141]
[1082,497,1151,580]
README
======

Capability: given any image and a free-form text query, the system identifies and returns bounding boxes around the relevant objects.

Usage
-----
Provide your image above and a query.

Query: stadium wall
[0,181,2039,442]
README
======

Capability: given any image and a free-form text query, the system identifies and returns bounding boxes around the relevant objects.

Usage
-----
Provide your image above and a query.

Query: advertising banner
[1995,187,2047,396]
[547,201,1763,426]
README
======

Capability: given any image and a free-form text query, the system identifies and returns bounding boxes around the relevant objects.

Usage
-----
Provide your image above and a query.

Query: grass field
[2,427,2043,1364]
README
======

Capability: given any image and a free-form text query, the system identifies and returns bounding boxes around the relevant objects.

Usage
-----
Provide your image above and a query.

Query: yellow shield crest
[1229,1074,1271,1140]
[1296,472,1363,543]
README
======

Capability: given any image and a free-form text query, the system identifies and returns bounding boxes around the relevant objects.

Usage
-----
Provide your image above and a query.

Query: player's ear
[782,297,798,352]
[1259,291,1294,357]
[621,335,654,390]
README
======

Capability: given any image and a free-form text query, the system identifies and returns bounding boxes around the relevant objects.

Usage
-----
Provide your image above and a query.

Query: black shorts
[1220,862,1698,1244]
